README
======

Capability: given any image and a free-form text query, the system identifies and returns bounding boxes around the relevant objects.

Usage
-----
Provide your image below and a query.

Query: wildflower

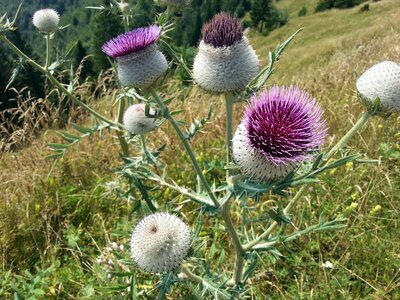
[193,13,259,92]
[322,261,334,270]
[102,25,168,87]
[131,212,191,273]
[32,9,59,33]
[123,103,158,135]
[369,204,382,216]
[232,86,327,181]
[356,61,400,112]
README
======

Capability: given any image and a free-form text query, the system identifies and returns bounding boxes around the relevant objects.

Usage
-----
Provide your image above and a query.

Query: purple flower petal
[102,24,161,58]
[244,85,327,165]
[202,13,243,48]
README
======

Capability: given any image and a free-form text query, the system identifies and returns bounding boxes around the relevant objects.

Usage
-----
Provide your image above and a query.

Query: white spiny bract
[356,61,400,112]
[32,9,59,33]
[123,103,158,135]
[116,44,168,87]
[193,38,259,92]
[232,123,297,181]
[130,212,192,273]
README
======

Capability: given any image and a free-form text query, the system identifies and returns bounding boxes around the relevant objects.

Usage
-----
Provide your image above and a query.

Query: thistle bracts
[131,212,192,273]
[232,86,327,182]
[356,61,400,113]
[193,13,259,92]
[102,25,168,87]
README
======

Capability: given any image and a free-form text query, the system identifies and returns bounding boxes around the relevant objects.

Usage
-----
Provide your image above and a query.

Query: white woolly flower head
[356,61,400,112]
[102,25,168,87]
[193,13,259,93]
[32,9,60,33]
[123,103,158,135]
[131,212,192,273]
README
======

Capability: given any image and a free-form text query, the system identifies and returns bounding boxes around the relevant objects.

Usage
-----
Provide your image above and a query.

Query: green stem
[180,265,231,300]
[45,33,51,71]
[149,88,220,208]
[324,111,372,161]
[224,93,234,178]
[220,197,245,286]
[116,96,129,156]
[243,185,307,251]
[0,35,117,127]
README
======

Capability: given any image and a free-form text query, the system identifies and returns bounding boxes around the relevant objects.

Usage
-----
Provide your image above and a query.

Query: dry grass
[1,0,400,298]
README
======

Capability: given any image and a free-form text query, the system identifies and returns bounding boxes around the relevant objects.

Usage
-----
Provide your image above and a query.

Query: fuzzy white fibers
[123,103,158,135]
[193,37,259,92]
[356,61,400,112]
[116,44,168,87]
[32,9,60,33]
[131,212,191,273]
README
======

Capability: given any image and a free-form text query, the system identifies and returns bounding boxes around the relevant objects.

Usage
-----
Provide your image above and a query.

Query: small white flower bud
[123,103,158,135]
[32,9,60,33]
[356,61,400,112]
[131,212,192,273]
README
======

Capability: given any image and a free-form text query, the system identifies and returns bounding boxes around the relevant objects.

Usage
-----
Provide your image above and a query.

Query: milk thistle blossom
[356,61,400,112]
[123,103,158,135]
[102,25,168,87]
[193,13,259,92]
[131,212,192,273]
[32,9,60,33]
[232,86,327,181]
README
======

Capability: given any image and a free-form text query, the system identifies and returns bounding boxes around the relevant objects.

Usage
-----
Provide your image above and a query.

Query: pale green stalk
[45,33,51,71]
[0,35,118,127]
[324,111,372,161]
[243,185,307,251]
[150,88,245,284]
[149,88,219,207]
[116,96,129,156]
[224,93,234,178]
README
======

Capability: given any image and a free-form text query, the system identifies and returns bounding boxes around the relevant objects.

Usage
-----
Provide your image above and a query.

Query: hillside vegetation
[1,0,399,298]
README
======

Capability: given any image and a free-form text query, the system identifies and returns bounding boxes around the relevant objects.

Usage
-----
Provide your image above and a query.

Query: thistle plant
[1,3,399,299]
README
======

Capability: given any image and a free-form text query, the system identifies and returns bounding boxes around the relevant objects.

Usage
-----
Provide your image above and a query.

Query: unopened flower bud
[123,104,158,135]
[356,61,400,113]
[32,9,60,33]
[131,212,192,273]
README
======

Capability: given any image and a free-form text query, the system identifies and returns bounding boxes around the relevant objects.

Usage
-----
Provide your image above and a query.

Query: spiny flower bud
[232,86,327,182]
[102,25,168,87]
[131,212,192,273]
[32,9,59,33]
[356,61,400,112]
[193,13,259,92]
[123,103,158,135]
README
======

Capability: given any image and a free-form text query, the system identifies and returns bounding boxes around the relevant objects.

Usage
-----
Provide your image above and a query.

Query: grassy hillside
[1,0,400,298]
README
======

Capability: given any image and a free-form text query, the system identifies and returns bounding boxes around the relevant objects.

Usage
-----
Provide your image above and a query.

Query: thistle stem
[0,35,118,127]
[220,196,245,286]
[180,265,231,300]
[224,93,234,178]
[243,185,307,251]
[45,33,51,71]
[149,88,220,208]
[116,96,129,156]
[324,111,372,161]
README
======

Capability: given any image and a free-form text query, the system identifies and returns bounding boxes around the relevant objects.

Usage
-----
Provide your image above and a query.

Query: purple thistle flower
[202,13,243,48]
[102,25,160,58]
[233,86,327,181]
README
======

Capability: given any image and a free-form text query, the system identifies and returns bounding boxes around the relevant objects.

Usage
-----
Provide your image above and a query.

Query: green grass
[1,0,400,298]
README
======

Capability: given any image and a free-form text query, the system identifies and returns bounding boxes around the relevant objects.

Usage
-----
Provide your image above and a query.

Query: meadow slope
[1,0,399,298]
